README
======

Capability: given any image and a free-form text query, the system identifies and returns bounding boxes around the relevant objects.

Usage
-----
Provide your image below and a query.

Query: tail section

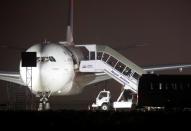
[60,0,74,45]
[66,25,74,43]
[66,0,74,43]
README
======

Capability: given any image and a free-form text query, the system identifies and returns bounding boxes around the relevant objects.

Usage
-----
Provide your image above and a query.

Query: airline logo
[37,56,56,62]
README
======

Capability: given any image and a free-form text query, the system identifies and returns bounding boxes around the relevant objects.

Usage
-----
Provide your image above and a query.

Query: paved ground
[0,110,190,128]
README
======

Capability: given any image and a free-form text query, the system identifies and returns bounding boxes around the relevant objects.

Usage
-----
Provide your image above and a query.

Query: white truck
[91,89,136,110]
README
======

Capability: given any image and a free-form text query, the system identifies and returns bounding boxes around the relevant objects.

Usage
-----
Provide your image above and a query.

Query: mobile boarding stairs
[77,44,145,109]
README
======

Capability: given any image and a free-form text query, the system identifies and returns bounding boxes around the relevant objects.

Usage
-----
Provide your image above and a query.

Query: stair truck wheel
[101,104,109,111]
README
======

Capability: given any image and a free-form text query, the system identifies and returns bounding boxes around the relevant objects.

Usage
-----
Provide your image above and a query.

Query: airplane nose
[20,43,75,95]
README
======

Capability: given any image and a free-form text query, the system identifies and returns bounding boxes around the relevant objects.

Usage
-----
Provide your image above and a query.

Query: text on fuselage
[37,56,56,62]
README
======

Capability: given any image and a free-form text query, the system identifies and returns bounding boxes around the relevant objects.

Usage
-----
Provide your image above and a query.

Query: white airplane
[1,0,191,110]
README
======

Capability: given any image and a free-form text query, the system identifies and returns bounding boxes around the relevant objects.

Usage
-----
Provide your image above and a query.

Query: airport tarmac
[0,110,190,128]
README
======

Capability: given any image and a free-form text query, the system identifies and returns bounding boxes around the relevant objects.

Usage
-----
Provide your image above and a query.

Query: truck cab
[91,89,135,111]
[91,89,111,110]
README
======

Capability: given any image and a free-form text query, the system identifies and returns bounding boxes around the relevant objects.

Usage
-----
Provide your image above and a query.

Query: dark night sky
[0,0,191,109]
[0,0,191,70]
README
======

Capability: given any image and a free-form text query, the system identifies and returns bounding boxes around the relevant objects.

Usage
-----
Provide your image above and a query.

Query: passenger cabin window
[132,72,140,80]
[102,53,110,62]
[97,52,103,60]
[123,67,131,77]
[115,62,126,73]
[107,56,118,67]
[90,51,95,60]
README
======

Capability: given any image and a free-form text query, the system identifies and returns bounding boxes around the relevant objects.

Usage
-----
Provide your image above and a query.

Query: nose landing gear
[37,92,51,111]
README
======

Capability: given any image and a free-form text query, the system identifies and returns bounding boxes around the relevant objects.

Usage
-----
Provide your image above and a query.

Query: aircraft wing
[143,64,191,73]
[1,64,191,88]
[0,71,25,85]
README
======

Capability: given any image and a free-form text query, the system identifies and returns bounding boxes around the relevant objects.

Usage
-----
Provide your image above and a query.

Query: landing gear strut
[38,92,51,111]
